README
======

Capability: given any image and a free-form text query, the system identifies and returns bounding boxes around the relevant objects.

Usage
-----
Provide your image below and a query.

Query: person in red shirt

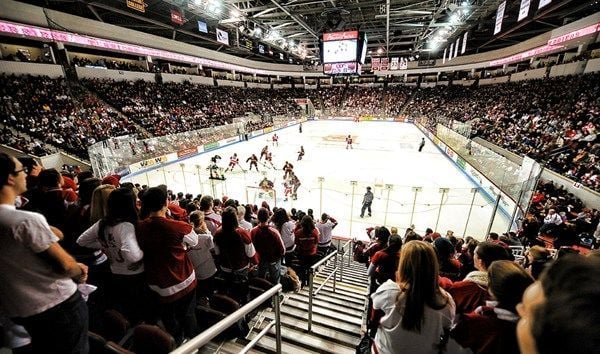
[137,187,199,344]
[294,215,319,286]
[448,242,511,315]
[213,206,257,302]
[367,234,402,294]
[451,260,533,354]
[251,208,285,284]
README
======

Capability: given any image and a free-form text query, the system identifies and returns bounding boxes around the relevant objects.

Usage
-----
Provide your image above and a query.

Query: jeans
[159,289,198,345]
[258,260,282,285]
[16,291,89,354]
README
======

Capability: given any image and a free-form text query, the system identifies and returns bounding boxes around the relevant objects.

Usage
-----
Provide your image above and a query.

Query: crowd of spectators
[2,148,600,353]
[0,151,345,352]
[406,73,600,191]
[355,219,600,354]
[82,79,300,137]
[0,74,139,159]
[0,126,52,156]
[71,56,148,72]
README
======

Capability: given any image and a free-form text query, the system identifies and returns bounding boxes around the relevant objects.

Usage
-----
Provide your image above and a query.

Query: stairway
[199,256,370,353]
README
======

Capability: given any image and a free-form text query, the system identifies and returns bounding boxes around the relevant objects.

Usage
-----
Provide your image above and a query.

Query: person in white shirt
[0,153,89,353]
[539,209,562,235]
[77,187,146,324]
[237,205,253,230]
[316,213,338,255]
[188,211,217,298]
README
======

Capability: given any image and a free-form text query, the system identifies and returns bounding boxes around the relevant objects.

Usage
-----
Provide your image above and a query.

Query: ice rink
[123,120,510,240]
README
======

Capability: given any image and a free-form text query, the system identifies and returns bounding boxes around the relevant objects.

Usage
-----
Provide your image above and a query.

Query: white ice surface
[123,121,510,241]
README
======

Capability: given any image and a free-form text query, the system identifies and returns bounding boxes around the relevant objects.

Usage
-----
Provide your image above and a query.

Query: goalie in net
[247,177,276,206]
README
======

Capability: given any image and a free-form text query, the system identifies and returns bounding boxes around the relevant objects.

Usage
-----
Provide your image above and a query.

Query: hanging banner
[449,43,454,61]
[538,0,551,9]
[518,0,531,21]
[380,57,389,71]
[371,57,381,71]
[443,48,447,64]
[390,57,399,70]
[170,9,185,25]
[216,28,229,45]
[399,58,407,70]
[461,32,468,54]
[126,0,146,13]
[454,38,460,58]
[494,1,506,35]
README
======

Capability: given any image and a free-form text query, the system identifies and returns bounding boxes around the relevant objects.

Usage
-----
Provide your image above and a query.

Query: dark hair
[475,242,510,269]
[532,255,600,354]
[78,178,101,205]
[99,188,138,244]
[488,232,499,241]
[17,157,37,176]
[221,206,239,233]
[140,187,167,215]
[257,207,270,223]
[199,195,213,211]
[299,215,315,236]
[0,153,16,186]
[272,208,290,231]
[405,232,421,243]
[375,226,391,245]
[38,168,61,189]
[487,260,533,313]
[385,235,403,254]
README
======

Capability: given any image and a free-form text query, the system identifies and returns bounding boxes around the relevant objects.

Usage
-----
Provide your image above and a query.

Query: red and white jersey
[272,134,278,142]
[266,152,273,161]
[229,156,239,165]
[346,137,353,144]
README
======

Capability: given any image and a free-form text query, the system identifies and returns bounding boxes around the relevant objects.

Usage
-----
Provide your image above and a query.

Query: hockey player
[418,138,425,152]
[272,133,279,146]
[265,151,276,169]
[247,154,259,172]
[283,177,293,202]
[346,135,353,149]
[297,146,305,161]
[260,145,269,160]
[225,153,243,172]
[283,161,294,179]
[208,154,224,179]
[291,173,301,201]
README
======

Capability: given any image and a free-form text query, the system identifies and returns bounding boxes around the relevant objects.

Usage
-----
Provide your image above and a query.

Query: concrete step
[309,281,368,303]
[275,304,361,336]
[250,319,357,354]
[262,311,360,348]
[283,298,362,326]
[287,293,364,317]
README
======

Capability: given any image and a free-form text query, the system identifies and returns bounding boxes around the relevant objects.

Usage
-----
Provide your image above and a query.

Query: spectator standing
[451,260,533,354]
[213,206,257,302]
[271,207,296,265]
[449,242,510,314]
[360,186,374,218]
[187,211,217,298]
[316,213,338,255]
[77,187,145,324]
[200,195,222,235]
[137,187,199,345]
[370,241,455,353]
[294,215,320,285]
[0,153,89,354]
[237,205,253,230]
[367,234,402,294]
[251,208,285,284]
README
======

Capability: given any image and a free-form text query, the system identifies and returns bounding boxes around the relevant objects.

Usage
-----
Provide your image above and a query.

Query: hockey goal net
[245,186,277,207]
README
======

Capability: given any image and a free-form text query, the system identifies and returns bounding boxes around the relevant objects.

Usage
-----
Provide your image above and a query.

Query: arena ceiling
[20,0,600,64]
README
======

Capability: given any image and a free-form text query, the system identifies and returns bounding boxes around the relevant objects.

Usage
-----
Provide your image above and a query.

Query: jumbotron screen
[322,30,359,64]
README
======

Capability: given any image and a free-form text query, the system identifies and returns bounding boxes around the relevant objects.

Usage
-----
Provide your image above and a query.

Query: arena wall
[584,57,600,73]
[0,61,63,78]
[510,67,547,82]
[75,66,156,81]
[162,73,214,85]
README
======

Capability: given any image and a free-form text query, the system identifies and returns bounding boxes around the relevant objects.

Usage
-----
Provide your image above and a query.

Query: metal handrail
[170,284,282,354]
[308,250,338,332]
[339,239,352,281]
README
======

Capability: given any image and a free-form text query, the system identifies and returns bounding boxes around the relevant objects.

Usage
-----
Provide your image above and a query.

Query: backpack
[353,241,369,264]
